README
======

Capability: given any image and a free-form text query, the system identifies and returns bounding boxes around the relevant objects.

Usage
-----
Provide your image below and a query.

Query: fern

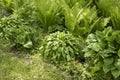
[34,0,62,32]
[62,1,109,37]
[96,0,120,30]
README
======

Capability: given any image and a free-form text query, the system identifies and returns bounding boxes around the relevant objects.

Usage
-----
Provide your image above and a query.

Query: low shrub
[0,14,41,49]
[40,31,84,63]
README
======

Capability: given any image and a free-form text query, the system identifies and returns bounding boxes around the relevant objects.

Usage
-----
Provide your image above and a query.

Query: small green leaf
[67,55,71,61]
[23,41,33,48]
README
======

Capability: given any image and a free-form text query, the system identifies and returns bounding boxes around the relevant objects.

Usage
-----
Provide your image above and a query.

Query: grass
[0,40,70,80]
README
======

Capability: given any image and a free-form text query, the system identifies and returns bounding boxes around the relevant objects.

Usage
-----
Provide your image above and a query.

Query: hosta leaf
[103,58,113,66]
[103,65,111,73]
[23,41,32,48]
[111,69,120,78]
[90,43,101,52]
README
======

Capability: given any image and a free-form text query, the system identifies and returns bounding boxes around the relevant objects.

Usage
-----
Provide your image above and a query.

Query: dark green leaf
[111,69,120,78]
[104,58,113,66]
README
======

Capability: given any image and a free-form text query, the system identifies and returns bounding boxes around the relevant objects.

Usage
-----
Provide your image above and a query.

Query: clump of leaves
[84,27,120,79]
[34,0,63,32]
[40,31,84,63]
[64,0,86,8]
[0,14,41,49]
[0,0,13,17]
[13,0,37,21]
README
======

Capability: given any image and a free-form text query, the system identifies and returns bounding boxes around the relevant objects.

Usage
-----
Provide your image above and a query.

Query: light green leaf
[101,17,110,28]
[91,43,101,52]
[67,55,71,61]
[23,41,33,48]
[84,50,95,57]
[91,62,102,73]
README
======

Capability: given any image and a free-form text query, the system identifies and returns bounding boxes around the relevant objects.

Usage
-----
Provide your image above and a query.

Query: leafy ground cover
[1,0,120,80]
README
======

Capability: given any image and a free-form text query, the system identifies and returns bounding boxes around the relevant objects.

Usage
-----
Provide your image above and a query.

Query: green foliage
[0,15,41,49]
[1,0,120,79]
[12,0,37,22]
[40,31,84,63]
[34,0,63,32]
[62,0,110,37]
[59,61,91,80]
[84,27,120,79]
[96,0,120,30]
[0,0,34,18]
[0,0,41,49]
[64,0,86,8]
[0,0,13,17]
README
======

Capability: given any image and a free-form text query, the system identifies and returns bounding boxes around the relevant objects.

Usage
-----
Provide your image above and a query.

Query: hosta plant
[40,31,84,63]
[84,27,120,79]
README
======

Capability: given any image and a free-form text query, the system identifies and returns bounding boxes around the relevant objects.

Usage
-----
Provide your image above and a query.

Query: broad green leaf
[111,69,120,78]
[103,65,111,73]
[91,62,102,73]
[103,58,113,66]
